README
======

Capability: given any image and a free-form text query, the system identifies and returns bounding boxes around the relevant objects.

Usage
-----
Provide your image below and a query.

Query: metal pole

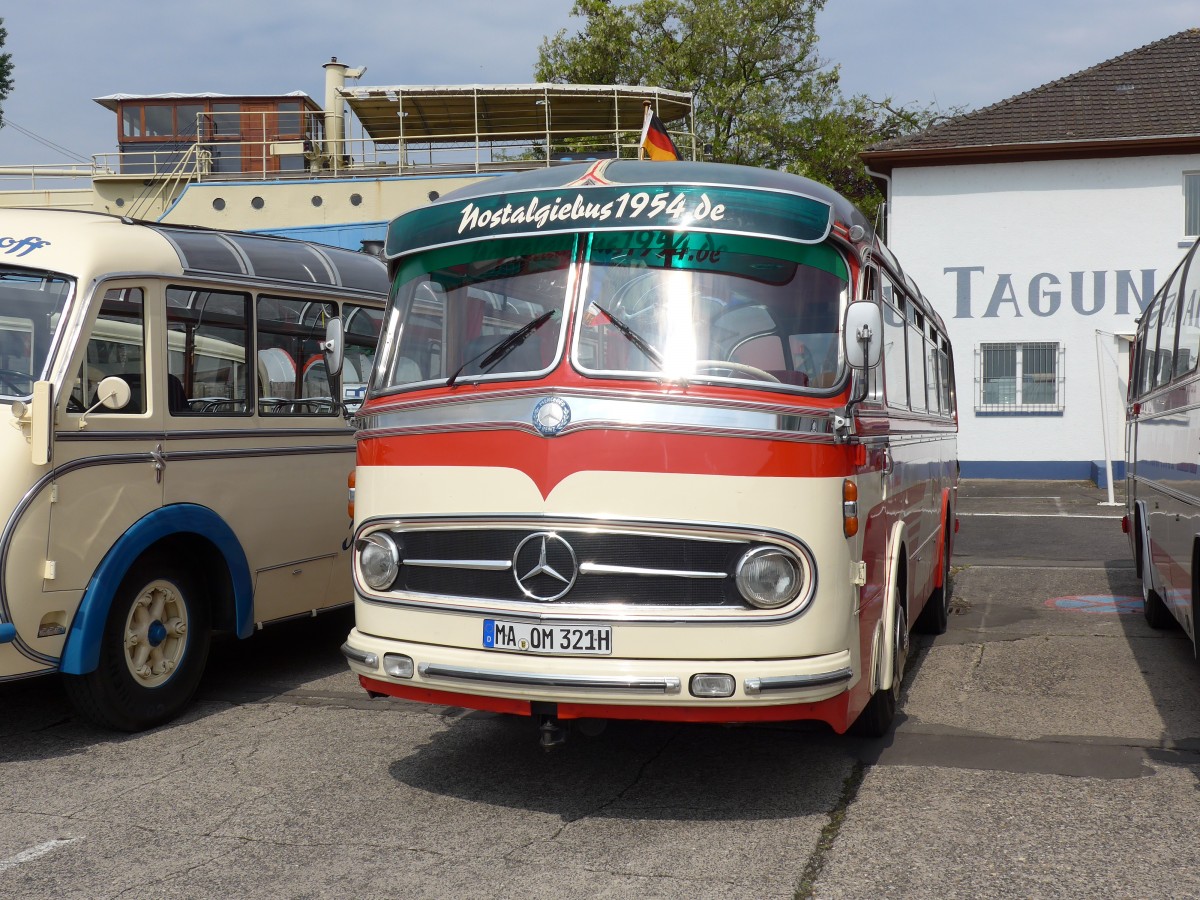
[1094,329,1119,506]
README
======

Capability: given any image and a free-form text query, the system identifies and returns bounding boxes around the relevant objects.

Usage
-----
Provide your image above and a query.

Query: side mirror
[95,376,132,411]
[77,375,133,429]
[322,317,344,378]
[843,302,883,369]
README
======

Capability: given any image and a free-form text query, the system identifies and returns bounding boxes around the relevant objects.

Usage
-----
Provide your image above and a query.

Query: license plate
[483,619,612,656]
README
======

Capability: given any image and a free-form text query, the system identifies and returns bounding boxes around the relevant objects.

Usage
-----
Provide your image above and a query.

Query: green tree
[536,0,950,220]
[0,19,12,128]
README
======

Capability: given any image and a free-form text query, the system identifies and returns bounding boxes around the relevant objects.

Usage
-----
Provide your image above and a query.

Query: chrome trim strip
[357,389,837,443]
[1130,474,1200,509]
[743,668,853,695]
[417,662,682,694]
[58,428,353,442]
[579,562,726,579]
[341,642,379,669]
[404,558,512,571]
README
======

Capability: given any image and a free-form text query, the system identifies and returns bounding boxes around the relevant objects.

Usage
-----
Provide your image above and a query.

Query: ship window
[122,105,143,138]
[277,102,303,137]
[144,105,173,138]
[212,103,240,138]
[177,104,204,139]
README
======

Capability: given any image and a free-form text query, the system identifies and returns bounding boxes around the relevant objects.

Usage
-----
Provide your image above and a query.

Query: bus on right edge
[1127,236,1200,639]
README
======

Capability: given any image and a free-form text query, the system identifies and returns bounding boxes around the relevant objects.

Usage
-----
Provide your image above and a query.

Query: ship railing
[90,129,689,184]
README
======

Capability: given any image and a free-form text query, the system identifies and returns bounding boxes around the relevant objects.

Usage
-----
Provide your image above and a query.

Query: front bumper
[342,628,857,725]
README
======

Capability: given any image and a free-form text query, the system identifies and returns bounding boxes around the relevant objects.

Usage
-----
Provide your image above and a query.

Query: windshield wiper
[587,302,663,368]
[446,309,557,387]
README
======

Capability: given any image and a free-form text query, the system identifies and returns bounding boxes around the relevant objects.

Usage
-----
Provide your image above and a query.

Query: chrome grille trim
[579,562,727,579]
[404,558,512,571]
[354,514,819,624]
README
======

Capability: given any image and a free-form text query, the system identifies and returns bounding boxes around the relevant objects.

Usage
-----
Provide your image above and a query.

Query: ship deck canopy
[340,83,693,144]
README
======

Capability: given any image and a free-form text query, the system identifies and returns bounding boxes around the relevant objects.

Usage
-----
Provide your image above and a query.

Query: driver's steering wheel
[693,360,780,382]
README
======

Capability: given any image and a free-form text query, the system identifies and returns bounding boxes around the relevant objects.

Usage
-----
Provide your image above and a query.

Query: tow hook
[538,715,569,751]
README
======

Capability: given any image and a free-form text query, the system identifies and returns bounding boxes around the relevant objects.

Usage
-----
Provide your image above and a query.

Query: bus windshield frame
[0,266,75,401]
[375,230,850,396]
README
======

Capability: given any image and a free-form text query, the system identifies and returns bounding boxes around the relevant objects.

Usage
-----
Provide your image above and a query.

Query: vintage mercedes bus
[0,208,386,730]
[1126,236,1200,639]
[340,160,958,743]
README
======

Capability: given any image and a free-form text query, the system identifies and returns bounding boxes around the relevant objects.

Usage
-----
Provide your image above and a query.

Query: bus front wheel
[851,600,908,738]
[63,555,211,731]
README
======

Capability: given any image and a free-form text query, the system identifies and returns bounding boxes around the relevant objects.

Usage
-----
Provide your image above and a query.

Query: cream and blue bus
[0,208,386,730]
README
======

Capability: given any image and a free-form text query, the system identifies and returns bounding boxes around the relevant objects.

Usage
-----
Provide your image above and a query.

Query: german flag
[639,105,680,161]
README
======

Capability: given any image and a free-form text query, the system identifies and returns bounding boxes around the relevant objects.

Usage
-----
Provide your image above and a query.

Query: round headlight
[357,532,401,591]
[736,547,803,609]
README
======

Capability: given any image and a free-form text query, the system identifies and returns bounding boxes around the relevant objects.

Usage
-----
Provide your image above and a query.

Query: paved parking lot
[2,480,1199,899]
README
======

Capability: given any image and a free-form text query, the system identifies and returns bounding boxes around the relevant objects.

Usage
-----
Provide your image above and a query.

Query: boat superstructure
[0,59,694,251]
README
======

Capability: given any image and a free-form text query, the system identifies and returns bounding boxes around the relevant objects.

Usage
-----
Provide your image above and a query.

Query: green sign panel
[386,183,834,258]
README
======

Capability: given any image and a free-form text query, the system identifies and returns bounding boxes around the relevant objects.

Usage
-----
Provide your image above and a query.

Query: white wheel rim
[122,579,188,688]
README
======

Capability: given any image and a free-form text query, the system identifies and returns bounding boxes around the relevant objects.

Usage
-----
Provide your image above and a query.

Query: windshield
[576,232,849,389]
[0,266,73,399]
[376,230,849,395]
[380,236,574,390]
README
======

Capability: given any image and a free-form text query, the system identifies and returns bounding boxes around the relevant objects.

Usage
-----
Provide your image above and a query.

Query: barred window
[977,341,1064,413]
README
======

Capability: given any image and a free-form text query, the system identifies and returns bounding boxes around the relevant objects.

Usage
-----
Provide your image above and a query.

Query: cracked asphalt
[3,479,1198,898]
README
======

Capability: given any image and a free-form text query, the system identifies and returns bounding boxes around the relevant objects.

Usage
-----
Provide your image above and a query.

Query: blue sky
[1,2,1196,166]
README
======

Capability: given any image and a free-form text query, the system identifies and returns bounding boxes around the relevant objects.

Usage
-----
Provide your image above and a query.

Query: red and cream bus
[340,160,958,744]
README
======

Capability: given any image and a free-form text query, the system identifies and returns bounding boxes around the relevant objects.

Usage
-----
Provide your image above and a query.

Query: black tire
[62,555,211,731]
[915,520,952,635]
[851,597,908,738]
[1141,551,1174,630]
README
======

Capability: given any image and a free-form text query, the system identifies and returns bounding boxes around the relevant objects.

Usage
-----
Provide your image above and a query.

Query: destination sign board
[386,183,834,258]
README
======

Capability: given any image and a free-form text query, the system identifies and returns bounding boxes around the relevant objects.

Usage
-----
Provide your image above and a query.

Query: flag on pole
[639,103,680,161]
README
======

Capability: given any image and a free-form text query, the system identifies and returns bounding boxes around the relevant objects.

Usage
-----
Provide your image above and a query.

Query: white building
[861,28,1200,482]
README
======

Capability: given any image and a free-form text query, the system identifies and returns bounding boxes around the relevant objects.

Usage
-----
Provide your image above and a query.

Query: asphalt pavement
[3,478,1199,899]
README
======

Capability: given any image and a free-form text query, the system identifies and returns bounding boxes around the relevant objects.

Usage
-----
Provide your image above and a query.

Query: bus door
[51,284,166,610]
[159,288,353,625]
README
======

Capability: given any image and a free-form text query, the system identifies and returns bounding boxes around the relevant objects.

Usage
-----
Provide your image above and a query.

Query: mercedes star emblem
[532,396,571,437]
[512,532,578,601]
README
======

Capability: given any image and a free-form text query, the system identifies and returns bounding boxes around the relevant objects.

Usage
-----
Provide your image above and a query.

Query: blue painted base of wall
[961,460,1126,486]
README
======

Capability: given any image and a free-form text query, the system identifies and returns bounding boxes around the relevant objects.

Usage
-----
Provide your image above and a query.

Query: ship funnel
[322,57,364,170]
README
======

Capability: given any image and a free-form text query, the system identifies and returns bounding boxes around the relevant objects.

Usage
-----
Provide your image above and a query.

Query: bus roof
[385,160,874,260]
[0,209,386,296]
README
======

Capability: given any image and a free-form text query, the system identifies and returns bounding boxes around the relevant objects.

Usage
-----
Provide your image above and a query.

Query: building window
[1186,172,1200,237]
[976,341,1064,413]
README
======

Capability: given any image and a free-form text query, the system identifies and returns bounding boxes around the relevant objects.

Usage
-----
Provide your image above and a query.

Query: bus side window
[257,295,339,416]
[1156,276,1182,388]
[343,303,384,412]
[166,286,250,415]
[73,287,146,414]
[1175,257,1200,378]
[881,275,908,409]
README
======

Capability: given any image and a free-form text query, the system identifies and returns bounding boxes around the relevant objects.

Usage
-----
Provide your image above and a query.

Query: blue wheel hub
[147,620,168,647]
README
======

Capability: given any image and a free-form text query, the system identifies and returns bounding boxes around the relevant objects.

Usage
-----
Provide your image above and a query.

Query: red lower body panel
[360,675,853,730]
